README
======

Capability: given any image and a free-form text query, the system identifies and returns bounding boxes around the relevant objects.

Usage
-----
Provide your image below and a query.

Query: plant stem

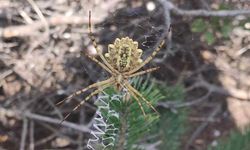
[116,107,128,150]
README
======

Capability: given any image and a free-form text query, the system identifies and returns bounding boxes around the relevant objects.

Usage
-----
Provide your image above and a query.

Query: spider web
[94,0,178,64]
[99,10,162,47]
[82,1,186,82]
[87,93,122,150]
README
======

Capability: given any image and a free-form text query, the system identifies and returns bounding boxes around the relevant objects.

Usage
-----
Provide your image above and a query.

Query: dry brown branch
[185,104,222,150]
[1,0,249,149]
[20,118,28,150]
[0,15,101,38]
[0,107,90,133]
[161,0,250,17]
[158,76,250,109]
[29,121,35,150]
[34,133,57,147]
[158,90,212,109]
[191,77,250,101]
[26,0,49,36]
[24,111,91,133]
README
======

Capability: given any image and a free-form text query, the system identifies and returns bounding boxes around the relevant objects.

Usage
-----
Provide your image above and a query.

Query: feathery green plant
[145,84,187,150]
[87,77,187,150]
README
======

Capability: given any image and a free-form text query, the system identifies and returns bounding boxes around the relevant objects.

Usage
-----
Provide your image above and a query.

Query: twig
[0,69,13,80]
[189,116,220,123]
[35,133,57,147]
[20,118,28,150]
[154,0,172,63]
[19,10,34,24]
[24,111,90,133]
[161,0,250,17]
[0,107,90,133]
[158,90,212,109]
[29,121,35,150]
[39,122,79,145]
[0,15,101,38]
[184,104,222,150]
[188,78,250,100]
[26,0,49,37]
[235,45,250,57]
[25,0,51,52]
[158,76,250,109]
[77,109,86,149]
[116,108,128,150]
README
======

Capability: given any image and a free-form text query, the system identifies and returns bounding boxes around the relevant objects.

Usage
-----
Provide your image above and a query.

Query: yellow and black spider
[57,11,169,122]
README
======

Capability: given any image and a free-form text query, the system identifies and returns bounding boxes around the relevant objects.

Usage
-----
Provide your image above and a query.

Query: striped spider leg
[57,11,168,122]
[125,67,160,78]
[60,79,116,123]
[124,81,159,115]
[56,77,114,106]
[88,11,119,75]
[56,11,118,108]
[124,25,171,76]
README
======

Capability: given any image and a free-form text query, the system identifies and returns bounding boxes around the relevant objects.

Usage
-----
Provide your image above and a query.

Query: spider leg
[124,26,171,75]
[124,41,165,75]
[85,54,113,75]
[124,81,159,115]
[88,11,119,75]
[56,77,114,106]
[119,83,146,116]
[125,67,160,78]
[126,87,146,116]
[60,81,114,124]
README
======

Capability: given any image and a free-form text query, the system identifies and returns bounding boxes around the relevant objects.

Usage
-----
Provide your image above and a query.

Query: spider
[57,11,169,123]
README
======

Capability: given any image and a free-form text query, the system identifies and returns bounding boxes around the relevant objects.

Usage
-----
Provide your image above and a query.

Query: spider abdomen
[105,37,143,72]
[118,46,131,70]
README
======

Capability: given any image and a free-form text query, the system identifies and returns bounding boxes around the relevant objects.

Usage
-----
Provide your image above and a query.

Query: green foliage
[204,31,215,45]
[208,130,250,150]
[157,84,187,150]
[190,4,236,45]
[191,19,207,33]
[126,78,162,149]
[218,4,232,10]
[91,77,164,149]
[191,17,233,45]
[89,77,187,150]
[131,84,188,150]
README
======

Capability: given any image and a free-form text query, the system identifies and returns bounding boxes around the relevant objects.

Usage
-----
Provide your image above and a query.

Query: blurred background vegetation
[0,0,250,149]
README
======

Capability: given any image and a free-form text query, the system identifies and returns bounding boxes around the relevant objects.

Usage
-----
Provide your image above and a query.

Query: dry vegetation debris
[0,0,250,149]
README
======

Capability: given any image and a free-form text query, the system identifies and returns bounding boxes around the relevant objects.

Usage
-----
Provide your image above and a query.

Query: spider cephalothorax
[57,11,168,123]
